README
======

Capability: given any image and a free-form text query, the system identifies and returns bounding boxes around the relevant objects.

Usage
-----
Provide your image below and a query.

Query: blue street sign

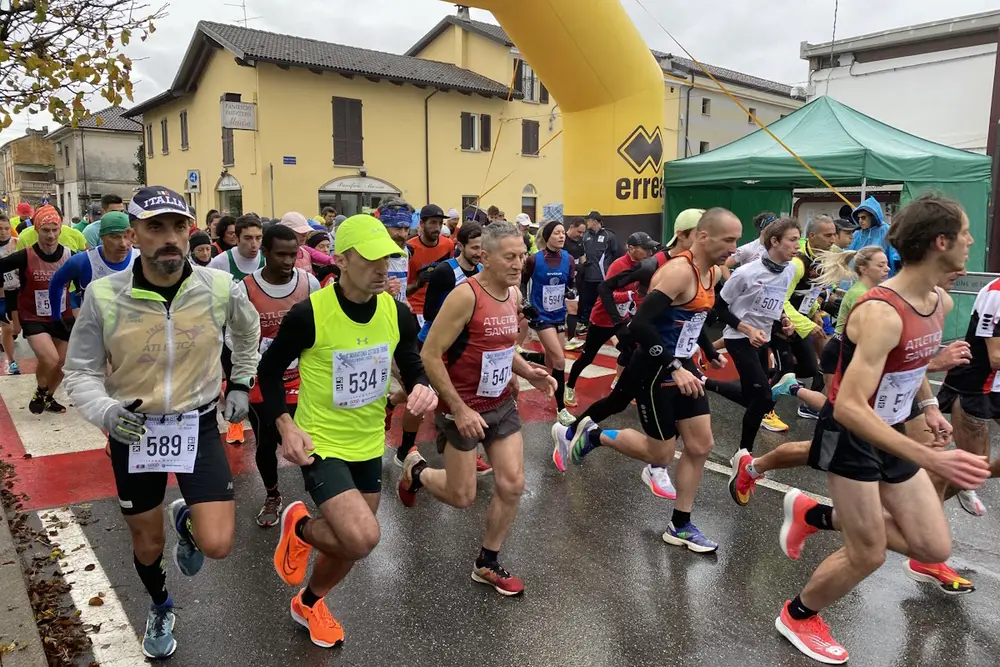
[283,156,296,165]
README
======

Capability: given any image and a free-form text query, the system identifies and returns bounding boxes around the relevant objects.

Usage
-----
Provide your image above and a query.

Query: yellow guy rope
[478,130,563,201]
[634,0,853,208]
[477,57,522,206]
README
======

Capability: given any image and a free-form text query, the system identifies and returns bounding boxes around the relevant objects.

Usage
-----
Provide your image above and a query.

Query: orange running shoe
[904,560,975,595]
[274,501,312,586]
[290,590,344,648]
[728,449,759,506]
[775,601,848,664]
[226,421,245,444]
[780,489,818,560]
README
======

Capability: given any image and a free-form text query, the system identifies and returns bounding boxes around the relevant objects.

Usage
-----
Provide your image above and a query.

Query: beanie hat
[189,231,212,249]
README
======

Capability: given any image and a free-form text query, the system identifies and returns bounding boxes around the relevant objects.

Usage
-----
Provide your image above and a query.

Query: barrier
[946,271,997,341]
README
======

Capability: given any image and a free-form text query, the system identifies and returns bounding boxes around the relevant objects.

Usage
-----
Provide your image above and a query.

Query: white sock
[746,460,763,479]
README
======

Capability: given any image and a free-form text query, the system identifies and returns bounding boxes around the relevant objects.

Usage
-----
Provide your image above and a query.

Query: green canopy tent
[664,96,991,271]
[663,96,991,339]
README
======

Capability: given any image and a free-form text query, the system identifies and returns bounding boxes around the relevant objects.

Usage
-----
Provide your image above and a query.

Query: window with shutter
[333,97,364,165]
[480,114,491,152]
[522,119,539,156]
[460,112,474,150]
[222,128,234,166]
[180,111,189,149]
[513,59,524,96]
[539,84,549,104]
[160,119,169,154]
[146,125,153,157]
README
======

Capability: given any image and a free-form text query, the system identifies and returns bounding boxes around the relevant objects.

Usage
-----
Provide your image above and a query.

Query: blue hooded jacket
[848,196,901,276]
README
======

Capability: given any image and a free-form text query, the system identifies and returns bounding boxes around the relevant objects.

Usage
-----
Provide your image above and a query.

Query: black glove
[565,286,578,301]
[522,304,540,321]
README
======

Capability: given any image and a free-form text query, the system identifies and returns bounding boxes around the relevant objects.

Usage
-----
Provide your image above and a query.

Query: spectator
[321,206,338,229]
[848,197,901,276]
[516,213,537,254]
[578,210,622,328]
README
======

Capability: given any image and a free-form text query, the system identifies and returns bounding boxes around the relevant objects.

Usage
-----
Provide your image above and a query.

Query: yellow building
[127,17,563,223]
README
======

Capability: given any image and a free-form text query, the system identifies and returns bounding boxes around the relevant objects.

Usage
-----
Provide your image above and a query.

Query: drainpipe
[683,72,693,158]
[80,131,89,206]
[424,90,439,204]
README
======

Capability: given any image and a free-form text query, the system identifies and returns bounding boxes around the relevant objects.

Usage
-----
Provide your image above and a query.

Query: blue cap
[128,186,194,221]
[380,206,412,228]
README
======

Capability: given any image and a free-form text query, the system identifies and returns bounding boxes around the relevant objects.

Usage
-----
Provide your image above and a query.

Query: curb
[0,505,47,667]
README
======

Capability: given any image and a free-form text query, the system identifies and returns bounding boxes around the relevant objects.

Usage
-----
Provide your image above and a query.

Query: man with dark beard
[63,186,260,659]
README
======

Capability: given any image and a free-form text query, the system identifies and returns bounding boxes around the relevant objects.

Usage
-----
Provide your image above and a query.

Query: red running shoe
[780,489,818,560]
[775,601,848,664]
[476,454,493,476]
[472,562,524,596]
[904,560,975,595]
[728,448,759,506]
[398,449,425,508]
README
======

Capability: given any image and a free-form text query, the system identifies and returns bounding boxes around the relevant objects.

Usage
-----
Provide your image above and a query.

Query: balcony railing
[20,180,52,192]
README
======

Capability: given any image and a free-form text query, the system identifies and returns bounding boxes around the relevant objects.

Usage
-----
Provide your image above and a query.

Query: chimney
[455,4,470,20]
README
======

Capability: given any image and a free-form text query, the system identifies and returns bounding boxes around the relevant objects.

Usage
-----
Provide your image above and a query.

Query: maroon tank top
[442,277,520,413]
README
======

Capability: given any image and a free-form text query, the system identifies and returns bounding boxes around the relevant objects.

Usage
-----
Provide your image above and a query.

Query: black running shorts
[808,401,919,484]
[938,384,1000,422]
[110,408,234,516]
[21,320,71,342]
[819,334,842,376]
[301,455,382,507]
[623,352,710,442]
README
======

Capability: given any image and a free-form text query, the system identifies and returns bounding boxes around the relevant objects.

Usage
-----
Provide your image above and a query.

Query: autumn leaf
[87,596,104,606]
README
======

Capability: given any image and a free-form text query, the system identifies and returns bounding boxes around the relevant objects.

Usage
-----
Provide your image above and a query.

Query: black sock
[294,516,310,541]
[587,427,603,449]
[411,460,428,491]
[804,503,835,530]
[671,510,691,528]
[552,369,565,410]
[476,547,499,568]
[397,430,417,460]
[567,314,578,340]
[522,351,546,365]
[788,595,817,620]
[134,553,169,606]
[301,586,321,607]
[265,485,280,499]
[810,375,825,393]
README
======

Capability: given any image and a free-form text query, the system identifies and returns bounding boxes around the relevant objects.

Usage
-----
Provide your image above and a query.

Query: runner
[563,217,587,349]
[47,212,138,309]
[551,208,742,551]
[62,186,259,659]
[261,214,436,647]
[522,220,576,425]
[406,204,455,328]
[0,204,74,413]
[772,215,838,420]
[207,214,265,279]
[935,274,1000,515]
[16,206,88,253]
[241,224,321,527]
[700,218,800,452]
[400,221,556,596]
[412,221,491,475]
[564,231,658,407]
[0,213,21,374]
[774,194,989,664]
[725,210,777,270]
[189,231,213,267]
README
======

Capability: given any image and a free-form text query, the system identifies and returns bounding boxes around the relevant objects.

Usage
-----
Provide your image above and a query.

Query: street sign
[951,271,998,295]
[221,101,257,130]
[186,169,201,193]
[282,156,296,165]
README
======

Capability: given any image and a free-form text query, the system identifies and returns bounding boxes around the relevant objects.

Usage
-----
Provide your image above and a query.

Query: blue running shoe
[570,417,598,465]
[142,599,177,659]
[771,373,799,402]
[797,404,820,420]
[662,521,719,553]
[8,360,20,375]
[167,499,204,576]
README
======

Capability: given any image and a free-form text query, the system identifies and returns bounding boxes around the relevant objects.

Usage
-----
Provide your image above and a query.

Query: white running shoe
[557,408,576,426]
[957,490,986,517]
[641,464,676,499]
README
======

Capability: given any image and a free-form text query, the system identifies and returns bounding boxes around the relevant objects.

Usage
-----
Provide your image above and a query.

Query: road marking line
[46,508,144,665]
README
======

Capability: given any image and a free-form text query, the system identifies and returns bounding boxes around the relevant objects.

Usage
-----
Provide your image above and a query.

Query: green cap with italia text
[334,214,403,260]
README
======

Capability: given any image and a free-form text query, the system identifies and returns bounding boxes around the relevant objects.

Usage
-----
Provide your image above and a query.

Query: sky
[2,0,1000,144]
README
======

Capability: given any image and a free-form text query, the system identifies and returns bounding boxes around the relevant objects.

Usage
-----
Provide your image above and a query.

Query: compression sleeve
[48,254,86,321]
[629,290,673,367]
[258,299,316,420]
[697,327,719,361]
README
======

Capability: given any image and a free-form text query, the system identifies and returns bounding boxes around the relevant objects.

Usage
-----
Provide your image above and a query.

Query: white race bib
[260,336,298,370]
[541,284,565,312]
[752,285,785,319]
[798,287,822,314]
[34,289,66,317]
[333,343,391,409]
[128,411,199,474]
[2,270,17,290]
[675,312,707,358]
[415,314,425,329]
[873,367,925,426]
[477,346,515,398]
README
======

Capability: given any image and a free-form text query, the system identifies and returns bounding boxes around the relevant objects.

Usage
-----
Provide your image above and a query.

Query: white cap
[515,212,531,227]
[446,208,460,219]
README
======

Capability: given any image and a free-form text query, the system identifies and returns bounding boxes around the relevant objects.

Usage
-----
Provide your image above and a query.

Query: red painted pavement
[0,342,735,510]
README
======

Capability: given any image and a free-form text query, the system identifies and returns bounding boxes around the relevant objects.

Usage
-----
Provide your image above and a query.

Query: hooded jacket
[848,197,901,276]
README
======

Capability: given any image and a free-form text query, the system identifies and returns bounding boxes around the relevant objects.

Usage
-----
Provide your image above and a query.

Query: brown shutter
[347,99,363,166]
[460,112,473,150]
[513,59,524,96]
[539,83,549,104]
[521,119,530,154]
[480,114,491,151]
[332,97,348,164]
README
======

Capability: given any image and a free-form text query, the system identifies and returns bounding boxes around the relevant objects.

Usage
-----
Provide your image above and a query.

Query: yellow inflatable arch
[463,0,665,237]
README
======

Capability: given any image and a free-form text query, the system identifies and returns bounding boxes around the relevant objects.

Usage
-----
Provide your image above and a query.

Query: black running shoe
[28,389,45,414]
[44,394,67,413]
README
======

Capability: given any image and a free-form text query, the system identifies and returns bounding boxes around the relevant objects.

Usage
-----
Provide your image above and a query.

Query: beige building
[48,106,144,222]
[0,128,56,212]
[655,52,805,158]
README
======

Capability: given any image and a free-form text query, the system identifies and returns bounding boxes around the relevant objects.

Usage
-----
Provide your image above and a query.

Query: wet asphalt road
[36,390,1000,667]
